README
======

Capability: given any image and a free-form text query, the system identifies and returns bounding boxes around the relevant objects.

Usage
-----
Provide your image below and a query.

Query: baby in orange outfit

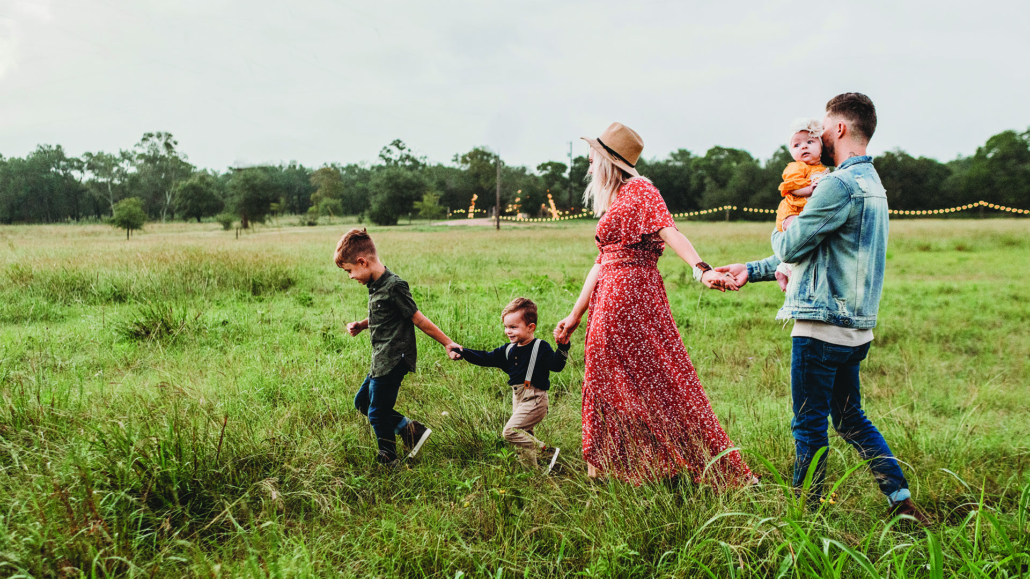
[775,119,829,291]
[776,118,828,232]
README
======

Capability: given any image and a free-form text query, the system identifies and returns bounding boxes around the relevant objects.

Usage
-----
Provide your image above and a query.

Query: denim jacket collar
[835,155,872,171]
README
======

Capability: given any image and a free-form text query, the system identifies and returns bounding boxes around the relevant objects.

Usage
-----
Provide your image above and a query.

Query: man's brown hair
[501,297,538,326]
[826,92,877,143]
[334,228,377,267]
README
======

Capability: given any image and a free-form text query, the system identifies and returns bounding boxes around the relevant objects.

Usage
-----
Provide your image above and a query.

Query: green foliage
[367,166,429,225]
[3,130,1030,226]
[131,131,195,221]
[215,211,235,230]
[413,191,446,220]
[109,196,147,239]
[173,172,224,222]
[228,168,279,228]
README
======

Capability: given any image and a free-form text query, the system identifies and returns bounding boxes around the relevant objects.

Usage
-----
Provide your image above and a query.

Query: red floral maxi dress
[582,178,754,485]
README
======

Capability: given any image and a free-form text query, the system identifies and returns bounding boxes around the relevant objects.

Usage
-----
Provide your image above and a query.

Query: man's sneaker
[541,446,560,474]
[400,421,432,459]
[887,498,930,527]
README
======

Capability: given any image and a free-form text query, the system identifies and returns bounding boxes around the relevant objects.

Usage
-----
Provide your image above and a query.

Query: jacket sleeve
[460,346,506,368]
[746,254,782,282]
[547,341,570,373]
[771,175,852,263]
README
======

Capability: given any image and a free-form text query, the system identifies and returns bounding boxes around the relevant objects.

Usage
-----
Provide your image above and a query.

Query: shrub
[215,212,235,231]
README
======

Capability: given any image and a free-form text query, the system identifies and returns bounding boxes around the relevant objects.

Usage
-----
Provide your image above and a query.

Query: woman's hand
[554,314,582,343]
[701,269,738,292]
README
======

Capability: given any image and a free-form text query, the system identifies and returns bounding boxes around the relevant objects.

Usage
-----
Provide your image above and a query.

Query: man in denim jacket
[718,93,926,523]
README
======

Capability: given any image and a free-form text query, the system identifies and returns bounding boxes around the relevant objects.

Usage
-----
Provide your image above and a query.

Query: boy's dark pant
[790,337,910,503]
[354,364,411,463]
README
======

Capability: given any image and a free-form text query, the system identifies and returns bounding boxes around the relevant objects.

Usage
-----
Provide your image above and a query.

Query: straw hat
[582,122,643,177]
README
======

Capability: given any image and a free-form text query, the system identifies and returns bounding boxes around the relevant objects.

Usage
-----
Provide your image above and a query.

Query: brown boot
[887,498,930,527]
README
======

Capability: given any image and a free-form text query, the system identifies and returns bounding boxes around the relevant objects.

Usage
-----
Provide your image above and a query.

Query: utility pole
[495,152,501,230]
[567,141,573,209]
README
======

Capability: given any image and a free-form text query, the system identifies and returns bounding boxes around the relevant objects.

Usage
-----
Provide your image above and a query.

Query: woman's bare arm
[555,263,601,341]
[658,227,736,291]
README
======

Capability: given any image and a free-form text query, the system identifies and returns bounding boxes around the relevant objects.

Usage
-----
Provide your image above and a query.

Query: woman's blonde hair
[582,150,639,215]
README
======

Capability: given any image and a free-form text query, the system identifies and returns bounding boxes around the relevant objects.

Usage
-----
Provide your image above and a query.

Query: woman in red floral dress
[555,122,756,486]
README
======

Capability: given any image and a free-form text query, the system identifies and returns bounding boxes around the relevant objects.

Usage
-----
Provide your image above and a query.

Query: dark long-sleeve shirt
[460,339,570,391]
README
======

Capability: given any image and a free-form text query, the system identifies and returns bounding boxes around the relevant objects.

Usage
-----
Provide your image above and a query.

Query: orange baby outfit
[776,161,827,231]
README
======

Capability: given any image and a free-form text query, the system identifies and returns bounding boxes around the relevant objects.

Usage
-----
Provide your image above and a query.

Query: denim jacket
[746,156,888,329]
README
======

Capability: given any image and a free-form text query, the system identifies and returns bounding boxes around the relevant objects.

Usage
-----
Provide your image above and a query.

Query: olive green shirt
[367,268,419,377]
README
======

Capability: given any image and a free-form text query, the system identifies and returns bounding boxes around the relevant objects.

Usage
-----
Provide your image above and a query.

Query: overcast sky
[2,0,1028,171]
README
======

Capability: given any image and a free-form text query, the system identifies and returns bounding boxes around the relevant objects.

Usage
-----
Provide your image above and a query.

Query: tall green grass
[0,219,1027,577]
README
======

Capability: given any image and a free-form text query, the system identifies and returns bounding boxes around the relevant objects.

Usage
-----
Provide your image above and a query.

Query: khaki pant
[503,383,549,466]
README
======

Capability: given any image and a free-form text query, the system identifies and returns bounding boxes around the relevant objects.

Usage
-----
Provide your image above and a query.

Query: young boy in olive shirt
[335,228,462,467]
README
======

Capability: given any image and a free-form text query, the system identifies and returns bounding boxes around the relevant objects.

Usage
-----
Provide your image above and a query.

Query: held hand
[775,271,789,292]
[346,321,366,337]
[554,315,581,343]
[445,343,463,360]
[701,269,737,292]
[713,264,749,289]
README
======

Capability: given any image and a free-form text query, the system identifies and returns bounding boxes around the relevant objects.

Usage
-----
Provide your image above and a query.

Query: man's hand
[554,315,581,343]
[713,264,748,289]
[775,270,789,292]
[446,343,463,360]
[347,319,368,337]
[701,269,738,292]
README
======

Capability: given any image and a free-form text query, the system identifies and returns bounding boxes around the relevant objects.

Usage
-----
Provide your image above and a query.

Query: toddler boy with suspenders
[453,298,570,473]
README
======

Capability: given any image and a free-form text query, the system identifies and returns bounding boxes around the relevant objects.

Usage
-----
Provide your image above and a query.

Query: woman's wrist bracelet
[692,261,712,282]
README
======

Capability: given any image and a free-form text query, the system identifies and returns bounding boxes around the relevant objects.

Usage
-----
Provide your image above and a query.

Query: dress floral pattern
[583,178,755,485]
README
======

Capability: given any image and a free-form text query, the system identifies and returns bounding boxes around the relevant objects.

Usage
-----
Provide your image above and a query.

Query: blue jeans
[354,364,411,463]
[791,338,910,504]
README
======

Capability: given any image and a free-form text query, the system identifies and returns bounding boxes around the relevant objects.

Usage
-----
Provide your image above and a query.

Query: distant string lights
[473,200,1028,223]
[453,197,1030,220]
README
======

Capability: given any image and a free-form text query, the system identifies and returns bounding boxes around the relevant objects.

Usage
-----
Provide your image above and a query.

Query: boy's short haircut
[502,297,538,326]
[788,118,824,144]
[334,228,377,267]
[826,92,877,143]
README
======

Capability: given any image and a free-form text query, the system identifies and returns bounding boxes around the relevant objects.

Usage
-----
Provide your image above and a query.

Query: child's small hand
[347,320,367,336]
[446,343,463,360]
[555,332,570,346]
[782,215,797,230]
[775,270,790,293]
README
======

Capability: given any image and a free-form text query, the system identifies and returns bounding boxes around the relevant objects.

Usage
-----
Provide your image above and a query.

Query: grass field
[0,218,1028,578]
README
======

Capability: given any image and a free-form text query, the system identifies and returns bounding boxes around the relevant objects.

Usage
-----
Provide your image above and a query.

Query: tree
[132,132,194,221]
[961,129,1030,207]
[339,163,373,215]
[173,173,224,222]
[228,168,278,228]
[379,139,425,170]
[82,150,131,215]
[111,197,147,239]
[537,161,570,208]
[309,166,345,221]
[367,167,429,225]
[569,155,589,208]
[874,149,952,211]
[413,191,446,221]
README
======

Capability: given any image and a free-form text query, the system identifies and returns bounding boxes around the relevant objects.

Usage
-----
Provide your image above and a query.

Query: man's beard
[820,139,836,167]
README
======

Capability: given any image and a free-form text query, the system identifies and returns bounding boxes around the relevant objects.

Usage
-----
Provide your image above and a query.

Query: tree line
[1,128,1028,227]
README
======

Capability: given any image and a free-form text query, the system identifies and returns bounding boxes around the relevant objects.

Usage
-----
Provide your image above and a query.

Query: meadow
[0,218,1027,578]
